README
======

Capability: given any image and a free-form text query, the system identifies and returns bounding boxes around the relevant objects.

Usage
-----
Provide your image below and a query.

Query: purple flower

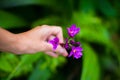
[64,38,72,53]
[70,40,80,47]
[64,38,69,49]
[49,37,59,50]
[68,46,83,59]
[67,24,80,38]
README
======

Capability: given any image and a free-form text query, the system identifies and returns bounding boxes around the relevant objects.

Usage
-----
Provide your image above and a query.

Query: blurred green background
[0,0,120,80]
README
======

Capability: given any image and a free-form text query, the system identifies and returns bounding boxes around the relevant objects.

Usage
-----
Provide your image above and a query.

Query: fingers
[38,25,64,43]
[55,45,68,56]
[43,42,68,57]
[45,51,58,57]
[49,26,64,43]
[37,25,67,57]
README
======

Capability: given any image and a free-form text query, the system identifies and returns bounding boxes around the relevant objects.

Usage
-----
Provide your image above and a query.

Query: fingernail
[64,52,68,57]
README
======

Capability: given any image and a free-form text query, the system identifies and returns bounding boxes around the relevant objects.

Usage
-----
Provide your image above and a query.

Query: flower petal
[74,52,82,59]
[71,24,76,28]
[67,24,80,38]
[49,37,59,50]
[76,46,83,51]
[68,51,74,57]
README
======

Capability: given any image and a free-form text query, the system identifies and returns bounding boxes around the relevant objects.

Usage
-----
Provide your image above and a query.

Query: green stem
[7,62,22,80]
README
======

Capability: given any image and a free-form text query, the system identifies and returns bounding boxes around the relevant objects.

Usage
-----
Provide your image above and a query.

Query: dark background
[0,0,119,80]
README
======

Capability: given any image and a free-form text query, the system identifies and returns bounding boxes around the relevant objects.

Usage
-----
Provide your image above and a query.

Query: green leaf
[0,0,73,20]
[28,58,51,80]
[79,26,110,45]
[73,11,101,26]
[79,0,95,12]
[0,56,13,72]
[0,0,54,8]
[20,53,42,65]
[97,0,116,17]
[49,56,66,71]
[28,55,66,80]
[7,52,42,80]
[73,12,110,45]
[81,43,100,80]
[0,53,19,72]
[0,0,72,11]
[0,10,27,29]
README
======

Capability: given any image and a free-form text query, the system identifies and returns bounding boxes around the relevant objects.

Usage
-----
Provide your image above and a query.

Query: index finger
[50,26,64,43]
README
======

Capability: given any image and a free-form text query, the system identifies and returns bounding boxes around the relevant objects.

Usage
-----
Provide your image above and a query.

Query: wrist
[0,33,18,53]
[12,33,28,54]
[1,33,27,54]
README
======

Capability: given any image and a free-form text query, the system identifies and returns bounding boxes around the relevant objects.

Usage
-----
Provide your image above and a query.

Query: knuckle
[41,25,49,28]
[40,25,50,29]
[56,27,62,31]
[36,26,41,28]
[35,26,41,30]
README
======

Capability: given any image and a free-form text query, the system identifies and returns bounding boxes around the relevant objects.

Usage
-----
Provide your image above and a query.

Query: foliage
[0,0,120,80]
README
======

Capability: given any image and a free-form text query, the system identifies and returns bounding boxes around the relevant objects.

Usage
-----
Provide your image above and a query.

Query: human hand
[14,25,68,57]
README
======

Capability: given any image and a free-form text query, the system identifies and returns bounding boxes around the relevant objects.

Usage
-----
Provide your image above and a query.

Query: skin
[0,25,68,57]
